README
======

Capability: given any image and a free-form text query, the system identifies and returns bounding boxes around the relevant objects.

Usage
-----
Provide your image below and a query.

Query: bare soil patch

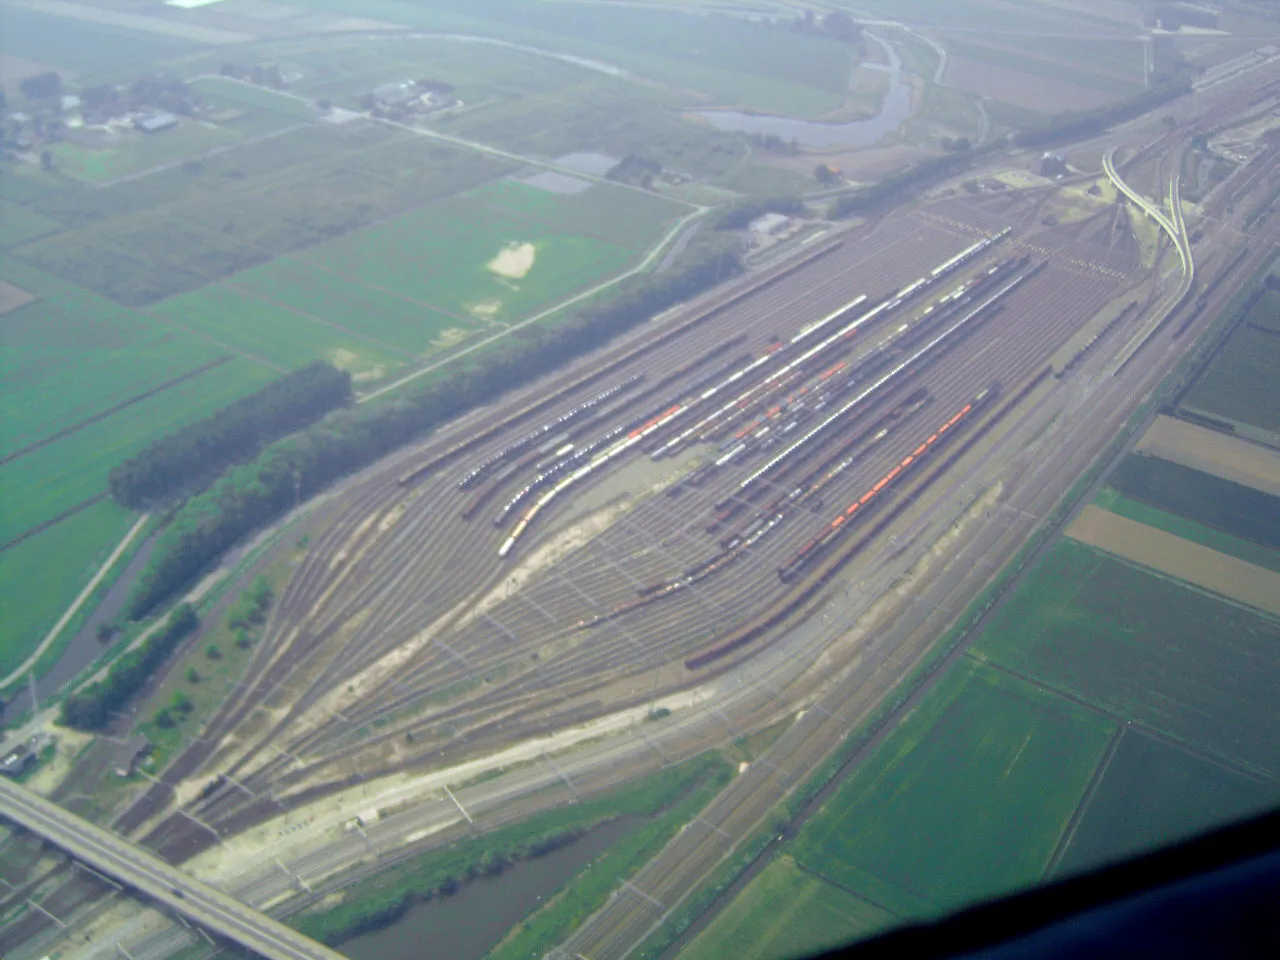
[1067,505,1280,616]
[1137,415,1280,497]
[0,280,36,316]
[946,57,1116,113]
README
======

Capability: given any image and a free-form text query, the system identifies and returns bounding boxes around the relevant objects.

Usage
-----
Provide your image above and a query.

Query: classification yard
[106,187,1145,867]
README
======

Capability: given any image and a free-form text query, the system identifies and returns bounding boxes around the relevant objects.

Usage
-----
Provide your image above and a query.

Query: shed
[748,212,791,235]
[136,113,178,134]
[112,735,152,777]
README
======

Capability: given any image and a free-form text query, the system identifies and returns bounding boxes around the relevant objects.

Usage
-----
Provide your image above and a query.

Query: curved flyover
[0,777,346,960]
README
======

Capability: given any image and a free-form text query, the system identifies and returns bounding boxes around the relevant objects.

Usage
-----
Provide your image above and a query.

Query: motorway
[0,777,346,960]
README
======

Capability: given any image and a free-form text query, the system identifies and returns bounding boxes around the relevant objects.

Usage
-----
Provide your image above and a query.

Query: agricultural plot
[792,660,1113,918]
[299,180,671,326]
[288,0,855,116]
[188,77,317,120]
[1066,505,1280,616]
[0,358,273,547]
[973,540,1280,778]
[1055,731,1280,877]
[0,499,135,679]
[1092,488,1280,573]
[230,260,462,357]
[1183,325,1280,435]
[1108,454,1280,551]
[681,858,895,960]
[0,5,203,75]
[152,284,405,379]
[0,265,225,459]
[0,200,60,247]
[51,121,245,186]
[1134,415,1280,498]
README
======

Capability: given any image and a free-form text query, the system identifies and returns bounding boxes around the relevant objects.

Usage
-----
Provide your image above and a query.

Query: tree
[20,72,61,101]
[186,667,202,684]
[96,622,116,643]
[205,644,223,660]
[317,97,332,112]
[823,11,861,42]
[155,708,176,728]
[171,691,193,714]
[814,163,839,185]
[39,149,54,172]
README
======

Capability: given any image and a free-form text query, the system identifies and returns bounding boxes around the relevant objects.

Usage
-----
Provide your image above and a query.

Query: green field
[1,6,201,74]
[1183,324,1280,434]
[284,0,855,116]
[0,201,60,248]
[230,260,466,356]
[298,184,654,325]
[942,38,1143,98]
[1092,487,1280,572]
[792,659,1113,917]
[1056,730,1280,877]
[1107,454,1280,551]
[1245,288,1280,333]
[681,858,895,960]
[0,265,226,458]
[0,500,135,679]
[152,284,406,378]
[973,540,1280,778]
[188,77,318,119]
[51,122,246,185]
[0,359,273,546]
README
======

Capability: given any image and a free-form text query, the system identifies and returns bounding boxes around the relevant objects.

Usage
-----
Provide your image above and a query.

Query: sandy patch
[462,501,631,629]
[946,57,1117,112]
[1067,505,1280,616]
[0,280,35,316]
[468,300,503,321]
[1136,415,1280,497]
[433,326,473,347]
[487,241,537,280]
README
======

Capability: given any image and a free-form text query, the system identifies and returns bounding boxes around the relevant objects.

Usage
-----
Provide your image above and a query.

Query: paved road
[0,778,346,960]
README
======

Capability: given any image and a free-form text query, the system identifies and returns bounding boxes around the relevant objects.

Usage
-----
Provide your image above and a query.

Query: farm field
[152,284,406,380]
[941,38,1143,98]
[1055,730,1280,877]
[0,358,273,547]
[297,181,669,326]
[1182,324,1280,435]
[0,499,136,679]
[973,540,1280,778]
[0,200,60,248]
[680,858,895,960]
[283,0,857,116]
[0,265,227,459]
[1134,415,1280,497]
[0,5,203,75]
[1092,488,1280,573]
[1066,505,1280,616]
[791,659,1113,918]
[1107,453,1280,551]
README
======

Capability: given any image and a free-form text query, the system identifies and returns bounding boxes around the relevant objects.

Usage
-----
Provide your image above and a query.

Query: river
[690,33,912,148]
[339,816,639,960]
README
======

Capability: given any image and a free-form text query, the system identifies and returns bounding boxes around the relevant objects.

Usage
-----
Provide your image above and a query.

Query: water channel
[340,816,640,960]
[690,33,912,148]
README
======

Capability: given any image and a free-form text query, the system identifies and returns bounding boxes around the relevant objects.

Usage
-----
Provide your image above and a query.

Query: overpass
[0,777,348,960]
[1103,148,1196,371]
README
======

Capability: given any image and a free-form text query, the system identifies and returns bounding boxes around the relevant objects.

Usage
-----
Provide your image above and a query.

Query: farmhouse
[749,212,792,236]
[136,112,178,134]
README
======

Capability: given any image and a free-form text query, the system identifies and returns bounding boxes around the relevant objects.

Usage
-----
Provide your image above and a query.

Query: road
[0,778,346,960]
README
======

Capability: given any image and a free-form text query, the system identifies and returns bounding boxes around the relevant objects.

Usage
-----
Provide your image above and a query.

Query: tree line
[61,604,199,731]
[109,361,352,508]
[714,197,807,231]
[124,243,744,620]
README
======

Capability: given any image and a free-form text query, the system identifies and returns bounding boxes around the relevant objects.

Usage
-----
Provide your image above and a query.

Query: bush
[61,605,198,730]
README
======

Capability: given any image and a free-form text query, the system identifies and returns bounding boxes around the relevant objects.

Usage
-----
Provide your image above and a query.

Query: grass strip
[291,753,732,946]
[485,756,734,960]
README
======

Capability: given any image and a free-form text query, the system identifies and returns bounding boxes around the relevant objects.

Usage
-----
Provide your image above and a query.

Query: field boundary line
[1044,725,1124,877]
[0,356,233,467]
[972,655,1276,784]
[791,859,905,920]
[221,282,417,359]
[89,123,311,190]
[359,207,707,403]
[0,512,150,689]
[0,495,108,553]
